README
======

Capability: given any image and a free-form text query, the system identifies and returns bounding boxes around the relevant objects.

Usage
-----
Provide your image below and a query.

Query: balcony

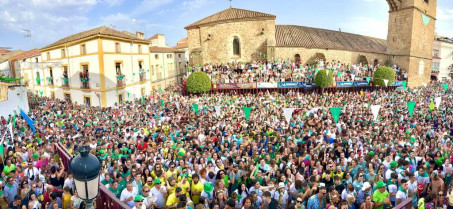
[117,74,126,87]
[47,77,54,85]
[62,77,69,88]
[139,70,145,82]
[81,78,90,89]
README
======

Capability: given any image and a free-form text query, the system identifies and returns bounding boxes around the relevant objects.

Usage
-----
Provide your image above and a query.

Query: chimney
[136,31,144,40]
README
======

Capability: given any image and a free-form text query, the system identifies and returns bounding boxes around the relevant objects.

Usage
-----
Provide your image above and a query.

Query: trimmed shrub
[315,69,334,87]
[186,71,211,93]
[373,66,395,87]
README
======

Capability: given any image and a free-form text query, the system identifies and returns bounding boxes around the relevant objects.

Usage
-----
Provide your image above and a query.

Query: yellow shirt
[166,169,178,179]
[62,193,72,209]
[168,184,177,195]
[166,193,179,206]
[179,181,190,197]
[191,181,204,204]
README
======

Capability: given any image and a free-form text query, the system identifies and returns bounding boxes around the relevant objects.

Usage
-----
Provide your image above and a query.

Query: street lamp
[69,146,101,209]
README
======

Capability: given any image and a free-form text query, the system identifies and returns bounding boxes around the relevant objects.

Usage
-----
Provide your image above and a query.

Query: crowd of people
[0,79,451,209]
[187,59,407,84]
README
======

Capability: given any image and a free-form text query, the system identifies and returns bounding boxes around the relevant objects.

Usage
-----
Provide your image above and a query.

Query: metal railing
[140,74,145,82]
[81,81,90,89]
[53,142,131,209]
[62,80,69,88]
[117,75,126,87]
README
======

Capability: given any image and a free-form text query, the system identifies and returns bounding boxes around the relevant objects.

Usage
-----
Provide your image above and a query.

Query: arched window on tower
[233,38,240,56]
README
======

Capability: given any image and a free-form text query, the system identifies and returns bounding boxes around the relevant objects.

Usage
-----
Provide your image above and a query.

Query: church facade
[185,0,437,88]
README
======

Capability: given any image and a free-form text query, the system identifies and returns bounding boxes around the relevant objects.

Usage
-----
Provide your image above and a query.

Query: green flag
[337,72,342,77]
[160,99,164,107]
[142,96,145,104]
[401,81,407,88]
[407,101,416,117]
[193,104,199,114]
[429,101,435,111]
[443,84,448,91]
[329,107,342,124]
[366,77,370,83]
[243,107,252,121]
[0,144,3,162]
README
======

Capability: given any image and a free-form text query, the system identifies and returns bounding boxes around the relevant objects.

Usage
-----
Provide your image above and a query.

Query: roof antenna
[229,0,232,8]
[339,28,342,32]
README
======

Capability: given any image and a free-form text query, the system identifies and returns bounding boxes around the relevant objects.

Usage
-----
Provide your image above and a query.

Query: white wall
[0,61,11,77]
[0,86,29,118]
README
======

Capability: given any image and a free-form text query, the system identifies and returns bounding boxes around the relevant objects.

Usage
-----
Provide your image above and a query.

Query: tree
[186,71,212,93]
[315,69,334,87]
[373,66,395,87]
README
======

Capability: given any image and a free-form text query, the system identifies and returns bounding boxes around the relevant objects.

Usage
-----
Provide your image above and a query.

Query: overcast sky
[1,0,452,51]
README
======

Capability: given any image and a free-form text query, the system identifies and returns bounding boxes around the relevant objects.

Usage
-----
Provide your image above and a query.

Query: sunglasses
[143,190,150,192]
[296,200,303,203]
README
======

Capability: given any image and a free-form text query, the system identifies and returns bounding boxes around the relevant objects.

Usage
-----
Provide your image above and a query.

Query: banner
[421,13,431,27]
[336,81,354,87]
[354,81,369,87]
[384,79,389,87]
[214,83,238,89]
[257,82,277,88]
[443,84,448,91]
[435,97,441,109]
[237,83,256,89]
[20,109,35,134]
[370,105,381,121]
[214,105,221,117]
[329,107,342,124]
[243,107,252,121]
[283,108,296,124]
[278,82,299,88]
[407,101,416,117]
[392,81,403,86]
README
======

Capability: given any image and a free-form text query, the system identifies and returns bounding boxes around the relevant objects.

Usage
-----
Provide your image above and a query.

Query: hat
[390,161,398,168]
[369,151,375,156]
[278,182,285,189]
[362,182,371,191]
[32,153,39,159]
[376,181,386,188]
[134,195,144,202]
[204,183,213,193]
[154,178,162,184]
[318,183,326,188]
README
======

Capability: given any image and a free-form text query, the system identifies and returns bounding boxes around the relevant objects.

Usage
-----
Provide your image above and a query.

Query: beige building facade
[186,1,438,88]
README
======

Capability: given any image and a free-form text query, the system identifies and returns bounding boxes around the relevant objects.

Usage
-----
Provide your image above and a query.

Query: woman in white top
[28,193,41,209]
[70,190,83,209]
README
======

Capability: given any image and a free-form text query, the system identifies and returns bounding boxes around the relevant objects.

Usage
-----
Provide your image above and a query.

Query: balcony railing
[53,143,131,209]
[394,198,413,209]
[431,69,439,74]
[81,78,90,89]
[117,74,126,87]
[140,74,145,82]
[47,77,54,85]
[62,77,69,88]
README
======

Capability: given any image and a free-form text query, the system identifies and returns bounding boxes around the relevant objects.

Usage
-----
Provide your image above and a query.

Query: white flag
[214,105,221,117]
[8,121,14,139]
[422,83,427,88]
[370,105,381,121]
[174,102,180,109]
[435,97,442,109]
[326,70,329,76]
[283,108,296,124]
[383,79,389,87]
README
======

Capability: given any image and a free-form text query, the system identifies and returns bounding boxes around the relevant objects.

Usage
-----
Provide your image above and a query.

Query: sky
[1,0,452,51]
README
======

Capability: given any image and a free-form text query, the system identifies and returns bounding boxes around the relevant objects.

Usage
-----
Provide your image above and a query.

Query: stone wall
[272,47,389,67]
[187,19,276,65]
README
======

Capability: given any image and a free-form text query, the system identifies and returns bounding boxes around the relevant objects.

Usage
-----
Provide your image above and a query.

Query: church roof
[185,7,276,29]
[275,25,387,54]
[42,26,149,50]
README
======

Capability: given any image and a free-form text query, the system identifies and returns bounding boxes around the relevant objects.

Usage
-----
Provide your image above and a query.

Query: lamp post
[69,146,101,209]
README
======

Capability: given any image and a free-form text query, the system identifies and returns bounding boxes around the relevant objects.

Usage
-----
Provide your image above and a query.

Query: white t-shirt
[396,190,408,201]
[120,188,138,208]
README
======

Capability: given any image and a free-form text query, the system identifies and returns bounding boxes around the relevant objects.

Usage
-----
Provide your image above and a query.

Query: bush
[186,71,211,93]
[315,69,334,87]
[373,66,395,86]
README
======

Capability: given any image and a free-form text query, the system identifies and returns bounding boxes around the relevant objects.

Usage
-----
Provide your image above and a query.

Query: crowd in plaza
[187,59,407,84]
[0,76,452,209]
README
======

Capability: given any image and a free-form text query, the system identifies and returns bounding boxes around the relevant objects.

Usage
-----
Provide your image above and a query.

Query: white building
[0,83,29,118]
[35,26,151,107]
[432,37,453,81]
[12,49,44,96]
[0,50,24,78]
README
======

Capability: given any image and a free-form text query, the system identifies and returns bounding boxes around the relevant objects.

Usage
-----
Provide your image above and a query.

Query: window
[64,93,71,102]
[424,0,429,4]
[118,94,123,103]
[46,52,50,60]
[418,60,425,75]
[84,97,91,106]
[80,44,86,55]
[35,58,38,63]
[178,54,181,58]
[139,61,143,69]
[138,45,142,54]
[166,54,172,59]
[115,43,120,53]
[432,62,440,70]
[51,92,55,99]
[433,49,439,57]
[233,38,240,56]
[155,54,159,59]
[116,62,122,75]
[61,49,65,58]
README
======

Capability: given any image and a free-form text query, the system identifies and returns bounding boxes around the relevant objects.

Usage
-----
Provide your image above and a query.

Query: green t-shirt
[109,186,121,199]
[3,165,16,177]
[101,178,113,186]
[372,190,389,209]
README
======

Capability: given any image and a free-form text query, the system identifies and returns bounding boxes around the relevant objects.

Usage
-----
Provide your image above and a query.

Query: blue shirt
[307,193,325,209]
[4,182,19,204]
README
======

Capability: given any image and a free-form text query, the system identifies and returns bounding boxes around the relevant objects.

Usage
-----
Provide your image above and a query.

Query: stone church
[185,0,437,88]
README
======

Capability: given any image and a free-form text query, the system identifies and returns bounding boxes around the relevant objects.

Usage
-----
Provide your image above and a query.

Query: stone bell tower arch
[386,0,437,88]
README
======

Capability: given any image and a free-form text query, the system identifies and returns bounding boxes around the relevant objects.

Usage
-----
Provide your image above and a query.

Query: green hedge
[373,66,395,86]
[315,69,334,87]
[186,71,211,93]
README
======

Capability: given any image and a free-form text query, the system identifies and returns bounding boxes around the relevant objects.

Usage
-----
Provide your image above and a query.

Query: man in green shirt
[101,173,114,186]
[3,159,16,178]
[109,181,122,199]
[373,181,391,209]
